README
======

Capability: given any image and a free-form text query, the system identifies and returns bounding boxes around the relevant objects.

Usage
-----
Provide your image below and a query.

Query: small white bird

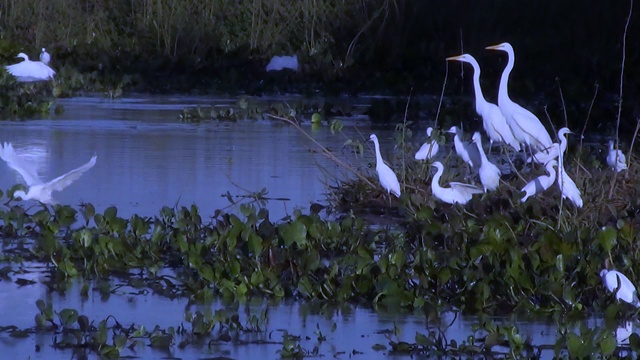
[447,126,480,168]
[266,55,299,72]
[430,161,483,205]
[5,53,55,82]
[471,132,501,191]
[607,140,627,172]
[528,127,572,164]
[0,142,97,204]
[600,268,639,307]
[39,48,51,65]
[520,160,557,202]
[369,134,401,199]
[485,42,553,151]
[446,54,520,151]
[414,127,439,160]
[556,143,583,208]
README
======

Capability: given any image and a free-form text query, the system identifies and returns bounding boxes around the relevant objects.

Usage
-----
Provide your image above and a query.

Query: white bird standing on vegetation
[520,160,557,203]
[485,42,552,151]
[556,143,583,208]
[430,161,483,205]
[369,134,401,199]
[528,127,572,164]
[600,268,640,307]
[0,143,97,204]
[39,48,51,65]
[446,54,520,152]
[471,132,501,191]
[607,140,627,172]
[447,126,479,168]
[5,53,55,82]
[414,127,439,160]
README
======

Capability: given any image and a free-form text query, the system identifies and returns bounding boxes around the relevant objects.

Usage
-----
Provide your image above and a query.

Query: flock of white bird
[4,48,55,82]
[371,42,627,209]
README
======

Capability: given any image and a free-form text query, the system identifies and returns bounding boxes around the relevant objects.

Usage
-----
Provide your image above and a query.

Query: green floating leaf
[597,226,617,252]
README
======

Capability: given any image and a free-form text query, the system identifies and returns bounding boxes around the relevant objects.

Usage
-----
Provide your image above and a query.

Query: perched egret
[471,132,501,191]
[556,143,583,208]
[528,127,572,164]
[600,268,640,307]
[520,160,557,203]
[39,48,51,65]
[446,54,520,151]
[430,162,483,205]
[5,53,55,82]
[369,134,401,199]
[485,42,552,151]
[0,142,97,204]
[415,127,439,160]
[447,126,480,168]
[607,140,627,172]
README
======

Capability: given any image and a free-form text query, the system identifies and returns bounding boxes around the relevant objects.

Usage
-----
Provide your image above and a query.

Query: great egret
[447,126,480,168]
[0,142,97,204]
[446,54,520,151]
[5,53,55,82]
[485,42,553,151]
[471,132,501,191]
[528,127,572,164]
[607,140,627,172]
[369,134,401,199]
[600,268,639,307]
[431,161,483,205]
[556,143,583,208]
[415,127,439,160]
[40,48,51,65]
[520,160,557,202]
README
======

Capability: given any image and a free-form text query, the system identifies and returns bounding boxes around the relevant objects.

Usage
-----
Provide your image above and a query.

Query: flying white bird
[447,126,480,168]
[414,127,439,160]
[446,54,520,151]
[528,127,572,164]
[39,48,51,65]
[556,143,582,208]
[485,42,552,151]
[430,161,483,205]
[520,160,557,202]
[600,268,639,307]
[471,132,501,191]
[369,134,401,199]
[5,53,55,82]
[607,140,627,173]
[0,142,97,204]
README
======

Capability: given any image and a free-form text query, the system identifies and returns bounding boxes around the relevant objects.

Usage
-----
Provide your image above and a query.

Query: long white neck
[468,59,489,112]
[474,138,488,164]
[372,137,383,167]
[547,164,557,184]
[560,135,568,154]
[431,166,443,192]
[497,51,514,107]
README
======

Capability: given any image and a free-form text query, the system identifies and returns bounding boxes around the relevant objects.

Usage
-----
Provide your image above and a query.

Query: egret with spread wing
[5,53,55,82]
[431,161,483,205]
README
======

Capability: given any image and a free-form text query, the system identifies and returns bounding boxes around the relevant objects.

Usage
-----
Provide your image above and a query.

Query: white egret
[447,126,480,168]
[5,53,55,82]
[369,134,401,199]
[528,127,572,164]
[556,143,583,208]
[446,54,520,151]
[520,160,557,202]
[600,268,639,307]
[414,127,439,160]
[485,42,553,151]
[39,48,51,65]
[0,142,97,204]
[431,161,483,205]
[266,55,299,72]
[471,132,501,191]
[607,140,627,172]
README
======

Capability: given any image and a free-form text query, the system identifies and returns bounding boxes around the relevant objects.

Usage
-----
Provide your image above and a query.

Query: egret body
[607,140,627,172]
[5,53,55,82]
[471,132,501,191]
[369,134,401,198]
[430,161,483,205]
[40,48,51,65]
[414,127,439,160]
[600,269,639,307]
[520,160,557,202]
[556,143,583,208]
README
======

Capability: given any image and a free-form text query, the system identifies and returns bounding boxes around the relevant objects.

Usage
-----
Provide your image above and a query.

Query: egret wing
[449,182,483,196]
[0,142,43,186]
[46,155,97,192]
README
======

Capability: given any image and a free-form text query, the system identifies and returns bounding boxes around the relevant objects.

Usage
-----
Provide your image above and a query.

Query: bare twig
[434,61,449,130]
[626,117,640,179]
[400,88,413,182]
[556,78,568,129]
[580,83,599,149]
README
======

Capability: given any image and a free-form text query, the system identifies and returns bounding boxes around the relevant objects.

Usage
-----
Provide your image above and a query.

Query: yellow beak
[446,55,463,61]
[485,44,501,50]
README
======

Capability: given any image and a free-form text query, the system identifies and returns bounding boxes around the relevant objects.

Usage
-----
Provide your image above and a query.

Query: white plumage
[600,269,639,307]
[528,127,572,164]
[369,134,401,198]
[607,140,627,172]
[39,48,51,65]
[447,126,480,168]
[556,143,583,208]
[520,160,557,203]
[471,132,501,192]
[414,127,439,160]
[430,161,483,205]
[0,142,97,204]
[5,53,55,82]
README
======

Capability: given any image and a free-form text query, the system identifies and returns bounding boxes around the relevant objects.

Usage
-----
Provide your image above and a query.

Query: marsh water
[0,96,629,358]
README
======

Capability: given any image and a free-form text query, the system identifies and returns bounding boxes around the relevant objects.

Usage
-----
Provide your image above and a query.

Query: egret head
[609,140,615,149]
[471,132,481,143]
[446,126,459,134]
[426,127,433,137]
[16,53,29,61]
[485,42,513,52]
[41,48,46,52]
[369,134,377,142]
[431,161,444,172]
[13,190,27,200]
[558,127,573,138]
[599,269,608,279]
[546,160,558,169]
[446,54,472,64]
